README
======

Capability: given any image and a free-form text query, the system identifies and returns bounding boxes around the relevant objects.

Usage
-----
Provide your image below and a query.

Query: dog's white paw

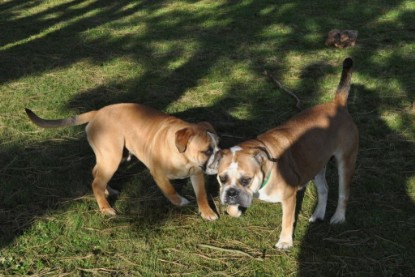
[309,216,319,223]
[309,213,325,223]
[201,209,219,221]
[169,194,190,206]
[226,205,242,217]
[275,239,293,250]
[330,212,346,224]
[178,196,190,206]
[101,207,117,216]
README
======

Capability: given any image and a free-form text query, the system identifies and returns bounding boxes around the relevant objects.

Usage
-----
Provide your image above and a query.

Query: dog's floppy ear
[251,147,269,165]
[250,147,274,180]
[175,127,194,153]
[251,146,277,164]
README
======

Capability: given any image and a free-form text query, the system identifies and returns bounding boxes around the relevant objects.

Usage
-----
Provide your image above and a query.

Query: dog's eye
[239,177,252,187]
[204,147,213,156]
[219,175,228,183]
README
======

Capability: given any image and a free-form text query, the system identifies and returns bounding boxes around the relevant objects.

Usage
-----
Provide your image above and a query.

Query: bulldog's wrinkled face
[175,123,220,175]
[216,146,266,214]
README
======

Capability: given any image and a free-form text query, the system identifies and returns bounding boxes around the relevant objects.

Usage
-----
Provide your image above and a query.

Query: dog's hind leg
[330,150,357,224]
[309,166,328,222]
[91,155,122,216]
[89,137,123,216]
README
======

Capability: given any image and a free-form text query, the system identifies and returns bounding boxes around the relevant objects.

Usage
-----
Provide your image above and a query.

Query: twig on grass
[209,194,221,217]
[158,258,187,268]
[197,244,263,260]
[116,253,141,267]
[375,234,405,249]
[0,156,19,174]
[78,267,118,274]
[263,70,302,110]
[194,252,229,265]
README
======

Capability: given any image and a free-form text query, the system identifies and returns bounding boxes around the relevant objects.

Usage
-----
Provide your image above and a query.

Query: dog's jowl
[25,103,220,220]
[214,58,358,249]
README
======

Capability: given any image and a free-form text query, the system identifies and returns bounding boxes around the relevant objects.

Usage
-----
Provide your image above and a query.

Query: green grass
[1,0,414,275]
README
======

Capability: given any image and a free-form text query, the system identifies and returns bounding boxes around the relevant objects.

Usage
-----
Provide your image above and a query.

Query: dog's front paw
[226,205,242,217]
[168,194,190,206]
[201,209,219,221]
[330,212,346,224]
[178,196,190,206]
[275,239,293,250]
[309,213,324,223]
[101,207,117,216]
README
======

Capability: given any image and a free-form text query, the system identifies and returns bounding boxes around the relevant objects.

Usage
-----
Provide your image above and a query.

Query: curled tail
[334,57,353,107]
[25,108,97,128]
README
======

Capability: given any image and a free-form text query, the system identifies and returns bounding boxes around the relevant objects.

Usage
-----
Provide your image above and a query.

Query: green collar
[259,169,272,190]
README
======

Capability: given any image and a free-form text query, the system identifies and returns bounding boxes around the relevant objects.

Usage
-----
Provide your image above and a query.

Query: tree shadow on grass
[0,138,94,246]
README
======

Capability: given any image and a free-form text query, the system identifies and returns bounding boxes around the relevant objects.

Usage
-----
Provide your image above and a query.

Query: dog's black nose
[227,188,239,198]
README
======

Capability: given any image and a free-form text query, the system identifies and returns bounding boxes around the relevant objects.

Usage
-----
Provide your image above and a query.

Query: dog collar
[259,169,272,190]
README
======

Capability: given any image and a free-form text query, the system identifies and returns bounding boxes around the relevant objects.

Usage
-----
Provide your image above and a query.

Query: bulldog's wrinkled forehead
[219,146,241,168]
[230,145,242,155]
[218,145,260,175]
[228,146,242,171]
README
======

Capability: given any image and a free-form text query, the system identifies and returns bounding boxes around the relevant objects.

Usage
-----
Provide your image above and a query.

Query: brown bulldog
[25,103,220,220]
[214,58,358,248]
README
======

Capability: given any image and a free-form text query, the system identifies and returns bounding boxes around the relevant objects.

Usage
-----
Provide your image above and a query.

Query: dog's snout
[224,188,240,205]
[227,188,239,198]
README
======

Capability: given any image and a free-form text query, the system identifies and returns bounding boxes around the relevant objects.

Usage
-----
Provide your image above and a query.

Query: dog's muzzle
[224,187,240,205]
[222,187,253,208]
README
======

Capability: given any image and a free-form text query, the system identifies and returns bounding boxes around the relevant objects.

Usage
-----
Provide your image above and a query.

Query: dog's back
[259,58,357,185]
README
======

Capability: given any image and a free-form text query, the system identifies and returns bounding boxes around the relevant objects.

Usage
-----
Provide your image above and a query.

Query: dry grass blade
[197,244,263,260]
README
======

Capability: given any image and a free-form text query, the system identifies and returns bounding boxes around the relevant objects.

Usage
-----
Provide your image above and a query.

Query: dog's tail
[25,108,97,128]
[334,57,353,107]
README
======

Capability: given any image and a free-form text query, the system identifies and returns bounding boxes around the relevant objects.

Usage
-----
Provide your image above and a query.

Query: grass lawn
[1,0,414,275]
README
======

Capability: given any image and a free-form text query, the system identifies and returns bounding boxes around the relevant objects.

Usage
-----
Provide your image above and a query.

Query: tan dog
[213,58,358,248]
[25,103,220,220]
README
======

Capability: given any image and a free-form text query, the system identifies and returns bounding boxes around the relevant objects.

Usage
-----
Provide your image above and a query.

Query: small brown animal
[325,29,358,48]
[25,103,220,220]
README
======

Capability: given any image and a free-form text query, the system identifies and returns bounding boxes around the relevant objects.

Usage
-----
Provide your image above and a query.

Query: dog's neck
[252,161,273,199]
[259,167,272,190]
[252,138,278,193]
